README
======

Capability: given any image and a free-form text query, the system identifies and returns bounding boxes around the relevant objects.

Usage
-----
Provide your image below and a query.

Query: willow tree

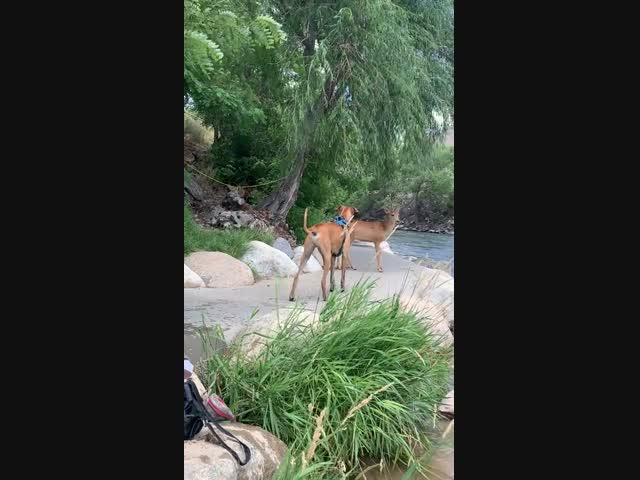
[258,0,454,220]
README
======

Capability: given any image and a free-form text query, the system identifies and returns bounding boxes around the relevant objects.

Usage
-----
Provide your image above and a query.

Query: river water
[388,230,454,262]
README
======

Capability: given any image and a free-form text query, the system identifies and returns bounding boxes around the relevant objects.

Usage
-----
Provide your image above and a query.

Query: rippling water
[387,230,454,262]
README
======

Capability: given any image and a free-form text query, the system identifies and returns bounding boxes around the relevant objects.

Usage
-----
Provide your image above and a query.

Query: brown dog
[338,206,400,272]
[289,208,356,301]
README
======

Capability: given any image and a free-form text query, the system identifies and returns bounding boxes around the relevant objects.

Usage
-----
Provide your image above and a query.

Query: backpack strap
[184,380,251,466]
[204,419,252,466]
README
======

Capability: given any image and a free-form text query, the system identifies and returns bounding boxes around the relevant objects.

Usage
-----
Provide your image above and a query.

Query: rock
[312,249,324,266]
[439,390,454,417]
[352,240,393,254]
[233,308,319,359]
[399,294,454,347]
[216,211,269,230]
[188,422,287,480]
[272,237,294,258]
[184,264,205,288]
[184,173,205,202]
[184,440,238,480]
[413,258,452,275]
[408,267,454,332]
[292,246,323,273]
[222,190,246,209]
[240,241,298,279]
[185,252,255,288]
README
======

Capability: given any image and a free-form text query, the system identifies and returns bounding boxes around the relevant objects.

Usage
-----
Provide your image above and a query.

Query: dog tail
[303,208,311,235]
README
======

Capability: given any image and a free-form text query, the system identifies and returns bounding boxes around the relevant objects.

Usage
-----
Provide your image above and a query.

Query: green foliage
[349,145,454,220]
[184,0,287,128]
[184,204,274,258]
[272,0,454,176]
[201,281,452,477]
[184,0,454,225]
[184,110,215,146]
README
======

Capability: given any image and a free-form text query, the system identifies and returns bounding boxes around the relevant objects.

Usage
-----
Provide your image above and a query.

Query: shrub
[201,281,452,478]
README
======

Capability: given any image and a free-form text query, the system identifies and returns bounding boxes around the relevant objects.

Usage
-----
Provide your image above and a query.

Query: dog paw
[289,296,295,301]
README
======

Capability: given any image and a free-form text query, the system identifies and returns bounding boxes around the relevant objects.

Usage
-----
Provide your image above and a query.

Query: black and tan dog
[289,208,357,301]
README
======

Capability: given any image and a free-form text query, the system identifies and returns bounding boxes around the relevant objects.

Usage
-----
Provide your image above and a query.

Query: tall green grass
[201,281,452,478]
[184,204,274,258]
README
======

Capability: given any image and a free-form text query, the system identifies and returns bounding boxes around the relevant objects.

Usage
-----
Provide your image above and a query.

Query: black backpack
[183,379,251,466]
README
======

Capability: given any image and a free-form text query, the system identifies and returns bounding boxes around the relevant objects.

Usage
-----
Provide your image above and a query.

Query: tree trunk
[259,149,309,221]
[259,20,320,222]
[259,100,321,221]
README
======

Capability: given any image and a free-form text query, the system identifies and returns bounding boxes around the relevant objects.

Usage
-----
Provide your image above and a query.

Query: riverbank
[184,242,454,479]
[397,221,454,235]
[185,244,453,359]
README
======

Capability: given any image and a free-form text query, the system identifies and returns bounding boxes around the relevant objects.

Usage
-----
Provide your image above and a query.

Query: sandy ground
[184,245,434,353]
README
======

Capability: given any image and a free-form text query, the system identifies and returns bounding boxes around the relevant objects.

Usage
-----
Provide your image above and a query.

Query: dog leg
[374,241,383,272]
[321,249,333,301]
[329,256,337,292]
[340,254,347,291]
[342,235,356,270]
[289,238,315,301]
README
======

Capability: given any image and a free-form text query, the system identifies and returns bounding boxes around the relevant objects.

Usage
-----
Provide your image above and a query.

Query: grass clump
[201,281,452,478]
[184,204,274,258]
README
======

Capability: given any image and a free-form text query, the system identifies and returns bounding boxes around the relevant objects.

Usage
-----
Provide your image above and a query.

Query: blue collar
[334,216,348,227]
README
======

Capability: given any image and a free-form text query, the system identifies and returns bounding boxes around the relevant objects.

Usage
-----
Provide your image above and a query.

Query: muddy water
[363,418,454,480]
[184,325,226,366]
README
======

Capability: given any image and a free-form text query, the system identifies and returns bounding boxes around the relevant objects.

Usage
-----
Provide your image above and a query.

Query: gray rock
[409,268,454,331]
[184,264,206,288]
[215,211,268,230]
[272,237,294,258]
[187,423,287,480]
[185,252,255,288]
[438,390,454,417]
[184,441,238,480]
[240,241,298,279]
[233,308,319,359]
[222,191,246,209]
[292,246,322,273]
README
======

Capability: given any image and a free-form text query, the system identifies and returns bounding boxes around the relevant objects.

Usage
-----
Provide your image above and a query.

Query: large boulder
[184,442,238,480]
[233,308,319,359]
[184,264,206,288]
[272,237,294,259]
[240,241,298,279]
[352,240,393,254]
[439,390,454,417]
[292,246,323,273]
[399,294,454,347]
[408,267,454,331]
[186,423,287,480]
[185,252,255,288]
